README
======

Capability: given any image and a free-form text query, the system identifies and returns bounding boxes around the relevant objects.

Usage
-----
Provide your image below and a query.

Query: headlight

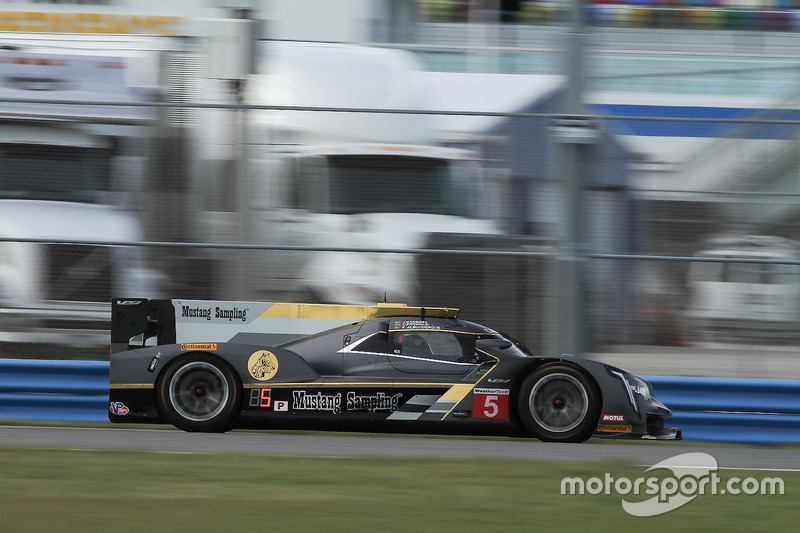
[611,371,652,413]
[628,375,652,401]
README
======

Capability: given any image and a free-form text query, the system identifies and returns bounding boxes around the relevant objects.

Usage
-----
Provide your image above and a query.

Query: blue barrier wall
[1,359,800,444]
[0,359,110,423]
[645,375,800,445]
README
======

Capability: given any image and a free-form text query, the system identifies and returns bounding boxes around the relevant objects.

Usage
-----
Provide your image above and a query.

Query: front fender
[512,356,675,438]
[566,358,678,439]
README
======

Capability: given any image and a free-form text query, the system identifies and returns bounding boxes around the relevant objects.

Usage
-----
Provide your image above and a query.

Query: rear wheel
[518,363,600,443]
[157,354,241,432]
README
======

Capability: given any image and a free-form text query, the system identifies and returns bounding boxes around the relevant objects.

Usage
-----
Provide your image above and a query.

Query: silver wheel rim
[529,372,589,433]
[169,362,230,422]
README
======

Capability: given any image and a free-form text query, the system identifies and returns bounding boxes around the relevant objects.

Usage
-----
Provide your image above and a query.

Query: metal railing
[4,69,800,354]
[5,236,800,358]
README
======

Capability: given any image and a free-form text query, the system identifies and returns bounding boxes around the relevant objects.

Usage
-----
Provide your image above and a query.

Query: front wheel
[157,354,241,432]
[517,363,600,443]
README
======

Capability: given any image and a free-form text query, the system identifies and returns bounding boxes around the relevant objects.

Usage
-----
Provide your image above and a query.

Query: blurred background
[2,0,800,378]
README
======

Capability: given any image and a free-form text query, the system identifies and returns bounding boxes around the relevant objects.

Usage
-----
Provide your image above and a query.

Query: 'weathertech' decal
[473,388,510,419]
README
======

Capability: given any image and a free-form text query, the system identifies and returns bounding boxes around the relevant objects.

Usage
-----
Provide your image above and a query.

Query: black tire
[157,354,241,432]
[517,363,600,443]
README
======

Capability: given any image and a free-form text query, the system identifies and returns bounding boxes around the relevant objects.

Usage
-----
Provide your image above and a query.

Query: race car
[108,298,681,442]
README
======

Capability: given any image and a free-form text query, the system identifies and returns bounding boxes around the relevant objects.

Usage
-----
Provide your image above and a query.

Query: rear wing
[111,299,176,354]
[111,298,458,354]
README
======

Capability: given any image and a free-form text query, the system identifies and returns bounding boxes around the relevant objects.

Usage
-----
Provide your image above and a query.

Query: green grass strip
[0,448,796,532]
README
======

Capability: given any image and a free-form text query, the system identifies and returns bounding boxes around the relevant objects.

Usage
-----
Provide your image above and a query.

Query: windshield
[325,155,474,216]
[0,144,112,203]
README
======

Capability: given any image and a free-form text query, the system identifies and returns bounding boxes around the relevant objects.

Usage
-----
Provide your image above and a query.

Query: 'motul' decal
[248,350,279,381]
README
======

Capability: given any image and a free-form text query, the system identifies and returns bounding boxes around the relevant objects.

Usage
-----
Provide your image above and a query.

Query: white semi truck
[686,234,800,341]
[0,43,159,352]
[195,41,500,304]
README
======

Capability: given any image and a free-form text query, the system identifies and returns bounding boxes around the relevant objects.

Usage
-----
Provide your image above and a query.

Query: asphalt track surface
[1,425,798,471]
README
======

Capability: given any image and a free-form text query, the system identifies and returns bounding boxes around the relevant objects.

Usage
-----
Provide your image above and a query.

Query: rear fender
[109,343,322,389]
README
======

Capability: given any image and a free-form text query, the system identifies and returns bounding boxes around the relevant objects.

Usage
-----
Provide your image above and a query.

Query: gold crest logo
[248,350,279,381]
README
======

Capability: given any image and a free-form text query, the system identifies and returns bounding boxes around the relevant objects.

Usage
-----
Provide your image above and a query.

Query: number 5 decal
[484,395,499,418]
[473,388,509,419]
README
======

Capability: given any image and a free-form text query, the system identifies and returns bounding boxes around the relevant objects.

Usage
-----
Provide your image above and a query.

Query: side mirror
[476,338,512,350]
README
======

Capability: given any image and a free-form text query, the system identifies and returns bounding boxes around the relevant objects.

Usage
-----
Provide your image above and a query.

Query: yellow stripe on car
[259,302,458,320]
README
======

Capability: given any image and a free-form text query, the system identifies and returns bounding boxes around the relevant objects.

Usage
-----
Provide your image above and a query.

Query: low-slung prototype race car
[109,298,681,442]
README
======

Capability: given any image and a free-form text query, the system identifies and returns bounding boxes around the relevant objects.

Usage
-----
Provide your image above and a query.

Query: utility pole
[206,4,257,300]
[555,0,593,356]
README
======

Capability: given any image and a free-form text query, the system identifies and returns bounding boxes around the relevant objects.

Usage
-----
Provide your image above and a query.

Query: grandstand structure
[418,0,800,32]
[409,1,800,261]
